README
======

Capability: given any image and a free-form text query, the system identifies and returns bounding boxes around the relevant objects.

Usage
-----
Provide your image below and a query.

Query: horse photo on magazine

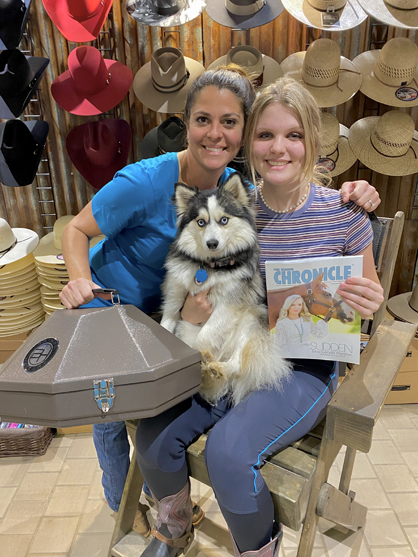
[265,256,363,364]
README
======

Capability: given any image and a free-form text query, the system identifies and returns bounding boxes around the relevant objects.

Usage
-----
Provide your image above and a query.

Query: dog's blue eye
[197,219,206,227]
[220,216,229,226]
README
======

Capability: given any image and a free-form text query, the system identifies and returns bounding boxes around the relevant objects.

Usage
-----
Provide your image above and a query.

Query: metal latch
[93,379,115,413]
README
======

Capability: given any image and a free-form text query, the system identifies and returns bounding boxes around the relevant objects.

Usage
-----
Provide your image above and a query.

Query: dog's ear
[173,182,199,216]
[221,173,252,208]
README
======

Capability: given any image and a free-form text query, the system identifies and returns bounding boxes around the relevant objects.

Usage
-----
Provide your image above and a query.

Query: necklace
[259,182,310,214]
[292,318,304,343]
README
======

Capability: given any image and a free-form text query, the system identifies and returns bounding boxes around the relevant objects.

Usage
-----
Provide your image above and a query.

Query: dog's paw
[207,361,227,379]
[201,350,215,365]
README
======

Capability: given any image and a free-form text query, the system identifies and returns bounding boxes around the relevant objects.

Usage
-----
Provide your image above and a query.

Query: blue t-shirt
[88,152,235,312]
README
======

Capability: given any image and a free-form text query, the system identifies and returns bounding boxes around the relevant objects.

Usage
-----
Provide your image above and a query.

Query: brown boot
[133,501,151,537]
[230,522,283,557]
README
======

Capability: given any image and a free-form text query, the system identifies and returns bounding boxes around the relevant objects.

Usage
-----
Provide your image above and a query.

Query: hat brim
[207,52,283,85]
[0,314,45,336]
[0,291,41,308]
[33,231,104,264]
[0,254,34,275]
[206,0,284,29]
[127,0,207,26]
[348,116,418,177]
[0,0,32,49]
[139,126,160,159]
[281,51,362,107]
[353,49,418,108]
[387,292,418,324]
[0,267,38,287]
[0,228,39,266]
[42,0,114,41]
[66,119,131,190]
[318,124,357,177]
[357,0,418,29]
[0,276,40,295]
[37,276,68,289]
[282,0,367,30]
[133,57,205,113]
[51,59,133,116]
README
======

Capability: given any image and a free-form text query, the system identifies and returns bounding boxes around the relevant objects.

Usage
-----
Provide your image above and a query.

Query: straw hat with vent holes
[317,112,357,177]
[357,0,418,29]
[281,0,367,31]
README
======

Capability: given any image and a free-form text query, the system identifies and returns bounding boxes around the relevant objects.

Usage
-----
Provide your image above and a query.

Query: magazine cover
[265,256,363,364]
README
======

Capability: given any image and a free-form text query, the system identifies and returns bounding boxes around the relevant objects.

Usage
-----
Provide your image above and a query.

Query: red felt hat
[66,119,131,190]
[51,46,133,116]
[42,0,114,42]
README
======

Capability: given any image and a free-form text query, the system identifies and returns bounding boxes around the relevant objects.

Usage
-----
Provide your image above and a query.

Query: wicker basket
[0,426,55,458]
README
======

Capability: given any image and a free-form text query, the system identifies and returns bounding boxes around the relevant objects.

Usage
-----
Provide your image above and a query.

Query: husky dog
[160,173,291,406]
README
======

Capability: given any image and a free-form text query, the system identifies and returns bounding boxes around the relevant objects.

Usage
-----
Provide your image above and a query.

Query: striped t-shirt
[255,183,373,279]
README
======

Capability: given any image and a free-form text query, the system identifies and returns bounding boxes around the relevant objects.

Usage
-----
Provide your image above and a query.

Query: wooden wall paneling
[398,220,418,293]
[258,22,274,57]
[202,11,221,67]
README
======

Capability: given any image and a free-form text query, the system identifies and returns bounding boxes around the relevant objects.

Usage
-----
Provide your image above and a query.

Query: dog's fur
[160,173,291,406]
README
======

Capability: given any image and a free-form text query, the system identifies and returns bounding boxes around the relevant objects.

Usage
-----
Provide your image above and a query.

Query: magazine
[265,256,363,364]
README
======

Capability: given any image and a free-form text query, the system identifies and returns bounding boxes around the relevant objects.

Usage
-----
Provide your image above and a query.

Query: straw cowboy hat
[126,0,207,27]
[0,49,50,119]
[0,119,49,188]
[206,0,284,30]
[42,0,114,42]
[358,0,418,29]
[0,0,32,50]
[33,216,75,266]
[66,119,132,190]
[140,116,186,159]
[281,38,362,108]
[133,47,205,113]
[51,46,133,116]
[317,112,357,177]
[353,38,418,108]
[281,0,367,31]
[348,110,418,177]
[388,282,418,324]
[207,45,283,87]
[0,219,38,267]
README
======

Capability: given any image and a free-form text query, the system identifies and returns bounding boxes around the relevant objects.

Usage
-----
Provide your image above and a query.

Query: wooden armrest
[325,318,415,453]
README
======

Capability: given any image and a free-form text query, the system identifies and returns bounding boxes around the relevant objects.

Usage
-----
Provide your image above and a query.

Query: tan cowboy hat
[0,314,45,336]
[0,219,38,266]
[317,112,357,177]
[281,0,367,31]
[126,0,207,27]
[0,276,40,295]
[0,262,36,281]
[207,45,283,87]
[36,266,69,279]
[206,0,284,30]
[0,303,43,318]
[42,298,65,311]
[281,38,362,107]
[348,110,418,177]
[353,38,418,108]
[387,282,418,324]
[0,267,38,287]
[0,254,34,276]
[35,263,69,276]
[358,0,418,29]
[33,215,74,266]
[0,290,41,308]
[37,276,69,290]
[133,47,205,113]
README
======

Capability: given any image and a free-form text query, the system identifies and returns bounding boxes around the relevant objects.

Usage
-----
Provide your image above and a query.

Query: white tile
[0,534,32,557]
[379,408,416,430]
[388,492,418,527]
[30,517,79,554]
[372,420,392,441]
[0,460,30,487]
[87,470,105,501]
[389,429,418,453]
[65,436,97,460]
[49,434,73,448]
[322,526,370,557]
[349,479,391,509]
[56,459,97,486]
[404,526,418,555]
[0,487,16,518]
[77,499,116,534]
[364,510,407,547]
[27,447,70,473]
[370,548,415,557]
[14,472,58,501]
[374,464,418,493]
[352,453,377,479]
[45,485,89,516]
[0,500,45,535]
[367,440,404,465]
[402,452,418,477]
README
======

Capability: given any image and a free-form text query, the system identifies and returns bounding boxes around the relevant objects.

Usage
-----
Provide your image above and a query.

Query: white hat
[33,215,74,265]
[0,218,38,266]
[281,0,367,31]
[126,0,207,27]
[357,0,418,29]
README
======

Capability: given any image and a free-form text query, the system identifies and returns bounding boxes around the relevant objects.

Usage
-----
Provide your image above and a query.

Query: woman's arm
[340,180,380,212]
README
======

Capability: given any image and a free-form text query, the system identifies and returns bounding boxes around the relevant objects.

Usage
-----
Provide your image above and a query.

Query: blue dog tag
[194,268,208,285]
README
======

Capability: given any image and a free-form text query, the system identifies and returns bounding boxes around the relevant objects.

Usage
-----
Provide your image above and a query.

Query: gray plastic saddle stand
[0,291,201,427]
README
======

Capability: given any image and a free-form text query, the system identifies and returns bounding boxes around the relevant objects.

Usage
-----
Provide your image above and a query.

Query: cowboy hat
[206,0,284,30]
[133,47,205,113]
[281,0,367,31]
[0,253,34,275]
[0,0,32,49]
[353,38,418,108]
[0,49,50,119]
[0,119,49,188]
[33,215,74,266]
[387,281,418,324]
[0,289,40,308]
[358,0,418,29]
[207,45,283,87]
[0,219,38,267]
[316,112,357,177]
[0,266,38,286]
[140,116,186,159]
[51,46,133,116]
[348,110,418,177]
[126,0,207,26]
[66,119,132,190]
[281,38,362,107]
[42,0,114,42]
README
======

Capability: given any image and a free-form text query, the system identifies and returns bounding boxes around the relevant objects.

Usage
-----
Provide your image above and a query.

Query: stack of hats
[0,218,45,337]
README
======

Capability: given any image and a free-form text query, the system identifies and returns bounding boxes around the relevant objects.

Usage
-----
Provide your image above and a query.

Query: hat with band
[126,0,207,27]
[348,110,418,177]
[281,38,362,107]
[353,38,418,108]
[207,45,283,87]
[206,0,284,30]
[140,116,186,159]
[388,282,418,324]
[317,112,357,177]
[357,0,418,29]
[133,47,205,113]
[0,0,32,50]
[281,0,367,31]
[0,219,38,266]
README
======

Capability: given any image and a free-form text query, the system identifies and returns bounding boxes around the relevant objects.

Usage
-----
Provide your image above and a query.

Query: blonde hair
[277,294,311,322]
[244,76,331,188]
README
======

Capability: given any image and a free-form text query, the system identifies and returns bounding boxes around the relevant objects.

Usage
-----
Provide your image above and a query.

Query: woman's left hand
[340,180,380,212]
[336,276,384,319]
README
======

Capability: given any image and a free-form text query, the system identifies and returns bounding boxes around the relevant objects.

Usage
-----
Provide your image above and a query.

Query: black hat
[0,119,49,188]
[0,49,50,119]
[0,0,32,50]
[140,116,186,159]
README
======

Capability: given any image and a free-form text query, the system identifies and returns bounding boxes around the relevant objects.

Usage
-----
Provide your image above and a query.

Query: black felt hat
[0,0,32,50]
[140,116,186,159]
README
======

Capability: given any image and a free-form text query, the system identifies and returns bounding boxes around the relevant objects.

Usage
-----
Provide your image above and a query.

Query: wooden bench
[109,211,416,557]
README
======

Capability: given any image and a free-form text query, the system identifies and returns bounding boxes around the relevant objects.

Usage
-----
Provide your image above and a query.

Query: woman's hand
[340,180,380,212]
[336,276,384,319]
[59,278,111,309]
[181,289,213,325]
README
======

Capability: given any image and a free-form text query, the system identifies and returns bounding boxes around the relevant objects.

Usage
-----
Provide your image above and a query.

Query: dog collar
[194,258,237,285]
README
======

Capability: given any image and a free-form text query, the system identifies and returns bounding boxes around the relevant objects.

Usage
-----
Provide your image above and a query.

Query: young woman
[59,67,380,530]
[134,75,384,557]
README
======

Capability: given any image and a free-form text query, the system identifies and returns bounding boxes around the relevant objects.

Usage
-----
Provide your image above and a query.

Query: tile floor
[1,403,418,557]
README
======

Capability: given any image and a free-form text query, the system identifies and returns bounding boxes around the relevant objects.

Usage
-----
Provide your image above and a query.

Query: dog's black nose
[207,239,219,250]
